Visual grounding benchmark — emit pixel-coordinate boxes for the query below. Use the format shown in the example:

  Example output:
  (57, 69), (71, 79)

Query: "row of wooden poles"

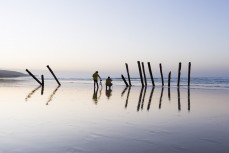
(121, 61), (191, 87)
(26, 65), (61, 94)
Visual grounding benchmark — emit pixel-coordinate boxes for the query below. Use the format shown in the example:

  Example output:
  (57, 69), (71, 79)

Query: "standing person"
(92, 71), (102, 89)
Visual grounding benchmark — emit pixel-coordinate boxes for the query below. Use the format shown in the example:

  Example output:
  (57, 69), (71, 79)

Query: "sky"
(0, 0), (228, 78)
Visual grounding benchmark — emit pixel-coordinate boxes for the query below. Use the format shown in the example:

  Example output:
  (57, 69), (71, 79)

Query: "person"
(105, 76), (113, 90)
(92, 71), (101, 89)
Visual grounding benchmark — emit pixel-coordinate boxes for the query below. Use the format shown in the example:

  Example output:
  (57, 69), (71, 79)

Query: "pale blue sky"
(0, 0), (228, 78)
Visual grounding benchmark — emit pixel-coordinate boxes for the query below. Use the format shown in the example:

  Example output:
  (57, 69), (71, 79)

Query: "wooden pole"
(141, 62), (147, 86)
(125, 63), (132, 86)
(168, 71), (171, 87)
(26, 69), (42, 85)
(177, 62), (182, 87)
(121, 75), (129, 87)
(188, 62), (191, 86)
(41, 75), (44, 95)
(137, 61), (144, 86)
(159, 63), (164, 86)
(147, 62), (155, 86)
(47, 65), (61, 86)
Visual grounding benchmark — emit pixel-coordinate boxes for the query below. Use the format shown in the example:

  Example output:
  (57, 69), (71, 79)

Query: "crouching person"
(105, 76), (113, 90)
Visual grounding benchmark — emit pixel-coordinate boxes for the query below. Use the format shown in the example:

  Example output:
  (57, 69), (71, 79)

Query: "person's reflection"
(147, 87), (155, 111)
(141, 87), (147, 110)
(137, 87), (144, 111)
(93, 88), (99, 104)
(25, 85), (41, 101)
(46, 85), (60, 105)
(106, 89), (112, 100)
(177, 87), (181, 111)
(188, 87), (190, 111)
(125, 87), (131, 108)
(92, 87), (102, 104)
(159, 87), (164, 109)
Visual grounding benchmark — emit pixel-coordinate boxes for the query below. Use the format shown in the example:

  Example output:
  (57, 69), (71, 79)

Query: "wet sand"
(0, 81), (229, 153)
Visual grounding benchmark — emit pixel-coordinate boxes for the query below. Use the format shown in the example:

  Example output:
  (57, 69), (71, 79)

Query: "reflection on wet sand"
(188, 87), (190, 111)
(147, 87), (155, 111)
(46, 86), (60, 105)
(141, 87), (147, 110)
(25, 86), (41, 101)
(125, 87), (131, 108)
(159, 87), (164, 109)
(137, 87), (144, 111)
(106, 89), (112, 99)
(121, 87), (128, 97)
(177, 87), (181, 111)
(168, 87), (171, 101)
(121, 86), (191, 112)
(92, 87), (102, 104)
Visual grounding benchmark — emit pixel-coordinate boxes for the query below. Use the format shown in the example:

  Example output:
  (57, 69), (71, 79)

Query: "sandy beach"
(0, 79), (228, 153)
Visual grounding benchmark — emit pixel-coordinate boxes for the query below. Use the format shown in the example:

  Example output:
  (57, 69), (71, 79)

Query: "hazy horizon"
(1, 0), (228, 78)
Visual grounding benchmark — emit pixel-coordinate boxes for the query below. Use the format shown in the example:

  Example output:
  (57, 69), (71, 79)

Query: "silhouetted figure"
(105, 89), (112, 99)
(92, 71), (102, 89)
(105, 76), (113, 90)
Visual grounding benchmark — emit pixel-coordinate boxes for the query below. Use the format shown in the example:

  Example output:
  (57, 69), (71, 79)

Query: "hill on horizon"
(0, 70), (28, 78)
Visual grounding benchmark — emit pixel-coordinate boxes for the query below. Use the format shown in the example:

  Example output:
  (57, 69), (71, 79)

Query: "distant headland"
(0, 70), (28, 78)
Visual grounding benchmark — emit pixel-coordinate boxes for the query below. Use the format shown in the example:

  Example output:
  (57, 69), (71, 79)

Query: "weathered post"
(188, 62), (191, 87)
(137, 61), (144, 86)
(141, 62), (147, 86)
(177, 62), (182, 87)
(121, 75), (129, 87)
(168, 71), (171, 87)
(47, 65), (61, 86)
(125, 63), (132, 86)
(159, 63), (164, 86)
(41, 75), (44, 95)
(147, 62), (155, 86)
(26, 69), (42, 85)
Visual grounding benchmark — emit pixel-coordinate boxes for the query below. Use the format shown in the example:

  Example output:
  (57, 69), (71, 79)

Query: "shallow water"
(0, 80), (229, 153)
